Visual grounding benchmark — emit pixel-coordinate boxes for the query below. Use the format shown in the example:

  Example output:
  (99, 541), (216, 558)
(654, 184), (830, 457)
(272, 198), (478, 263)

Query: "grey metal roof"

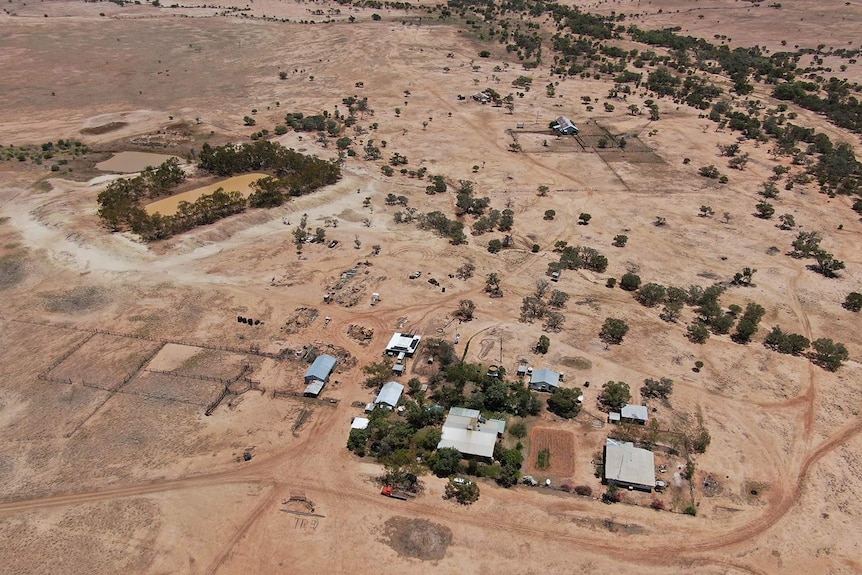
(304, 379), (325, 396)
(530, 368), (560, 387)
(375, 381), (404, 408)
(437, 427), (496, 458)
(351, 417), (369, 430)
(305, 354), (337, 382)
(604, 439), (655, 489)
(621, 404), (649, 422)
(450, 407), (481, 419)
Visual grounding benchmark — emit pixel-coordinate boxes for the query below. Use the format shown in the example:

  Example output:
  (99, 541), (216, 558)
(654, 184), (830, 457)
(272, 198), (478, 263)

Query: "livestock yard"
(1, 0), (861, 574)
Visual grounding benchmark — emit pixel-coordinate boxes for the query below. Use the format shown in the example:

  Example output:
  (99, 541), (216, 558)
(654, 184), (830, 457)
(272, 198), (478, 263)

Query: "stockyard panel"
(0, 319), (90, 381)
(526, 427), (576, 477)
(46, 333), (163, 390)
(56, 393), (219, 484)
(123, 371), (225, 406)
(146, 344), (258, 381)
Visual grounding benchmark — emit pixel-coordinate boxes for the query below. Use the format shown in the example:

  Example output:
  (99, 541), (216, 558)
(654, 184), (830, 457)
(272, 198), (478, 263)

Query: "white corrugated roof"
(303, 379), (325, 396)
(386, 333), (421, 353)
(604, 439), (655, 489)
(351, 417), (369, 430)
(375, 381), (404, 407)
(450, 407), (481, 419)
(437, 427), (496, 458)
(621, 404), (649, 421)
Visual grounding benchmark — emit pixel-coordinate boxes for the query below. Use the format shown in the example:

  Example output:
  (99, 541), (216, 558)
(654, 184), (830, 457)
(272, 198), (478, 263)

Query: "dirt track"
(1, 0), (861, 573)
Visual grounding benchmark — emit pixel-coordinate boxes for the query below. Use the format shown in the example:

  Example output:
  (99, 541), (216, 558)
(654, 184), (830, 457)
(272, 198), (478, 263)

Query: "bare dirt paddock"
(0, 0), (861, 573)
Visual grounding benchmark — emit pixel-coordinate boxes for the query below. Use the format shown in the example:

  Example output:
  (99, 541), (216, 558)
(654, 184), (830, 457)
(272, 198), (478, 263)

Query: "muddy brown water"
(95, 151), (181, 173)
(144, 173), (268, 216)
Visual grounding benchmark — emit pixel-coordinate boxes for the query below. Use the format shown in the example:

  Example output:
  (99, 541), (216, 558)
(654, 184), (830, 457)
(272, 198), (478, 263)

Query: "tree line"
(97, 142), (340, 241)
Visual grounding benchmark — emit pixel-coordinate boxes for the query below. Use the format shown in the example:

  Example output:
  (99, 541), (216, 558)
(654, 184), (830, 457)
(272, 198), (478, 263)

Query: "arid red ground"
(1, 1), (861, 573)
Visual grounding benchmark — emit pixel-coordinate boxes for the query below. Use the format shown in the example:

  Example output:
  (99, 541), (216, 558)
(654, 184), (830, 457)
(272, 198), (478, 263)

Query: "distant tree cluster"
(98, 143), (340, 241)
(547, 242), (608, 275)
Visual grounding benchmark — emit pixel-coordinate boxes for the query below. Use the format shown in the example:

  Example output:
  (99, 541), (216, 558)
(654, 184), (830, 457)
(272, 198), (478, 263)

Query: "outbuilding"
(603, 438), (656, 492)
(303, 354), (337, 397)
(374, 381), (404, 409)
(351, 417), (370, 430)
(385, 333), (422, 357)
(553, 116), (579, 135)
(436, 407), (506, 459)
(529, 368), (561, 392)
(621, 404), (649, 425)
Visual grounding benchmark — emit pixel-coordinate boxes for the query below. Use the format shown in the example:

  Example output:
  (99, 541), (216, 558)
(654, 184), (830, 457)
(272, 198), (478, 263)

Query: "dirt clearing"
(526, 427), (576, 477)
(382, 516), (453, 561)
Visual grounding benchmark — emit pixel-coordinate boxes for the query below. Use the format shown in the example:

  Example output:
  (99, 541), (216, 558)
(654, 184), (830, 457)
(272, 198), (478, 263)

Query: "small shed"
(304, 379), (326, 398)
(553, 116), (579, 135)
(621, 404), (649, 425)
(351, 417), (370, 430)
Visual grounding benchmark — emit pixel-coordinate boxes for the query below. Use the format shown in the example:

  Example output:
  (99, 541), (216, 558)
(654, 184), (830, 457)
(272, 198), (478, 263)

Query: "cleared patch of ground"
(382, 517), (453, 561)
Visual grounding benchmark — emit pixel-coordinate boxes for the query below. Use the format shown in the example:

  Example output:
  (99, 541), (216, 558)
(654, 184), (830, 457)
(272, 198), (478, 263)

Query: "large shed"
(603, 438), (656, 492)
(436, 407), (505, 459)
(385, 333), (422, 357)
(305, 354), (337, 385)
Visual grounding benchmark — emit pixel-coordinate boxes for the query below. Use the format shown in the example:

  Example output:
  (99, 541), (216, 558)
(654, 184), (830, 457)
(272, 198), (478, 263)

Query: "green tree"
(600, 317), (629, 346)
(755, 201), (775, 219)
(444, 477), (480, 504)
(843, 292), (862, 312)
(599, 380), (631, 411)
(620, 273), (642, 292)
(413, 427), (442, 452)
(363, 359), (393, 388)
(732, 319), (758, 344)
(811, 338), (849, 371)
(508, 420), (528, 439)
(778, 213), (796, 230)
(457, 299), (476, 321)
(547, 387), (583, 419)
(544, 209), (556, 220)
(636, 283), (667, 307)
(488, 239), (503, 253)
(811, 249), (845, 278)
(578, 213), (592, 225)
(687, 322), (710, 343)
(660, 300), (684, 323)
(431, 447), (463, 477)
(548, 289), (570, 309)
(346, 428), (369, 456)
(613, 234), (628, 247)
(494, 445), (524, 487)
(536, 334), (551, 354)
(790, 231), (822, 258)
(641, 377), (673, 400)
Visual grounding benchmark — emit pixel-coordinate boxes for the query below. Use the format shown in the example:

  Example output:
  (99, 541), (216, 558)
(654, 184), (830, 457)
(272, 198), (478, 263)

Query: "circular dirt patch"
(382, 517), (452, 561)
(560, 356), (592, 370)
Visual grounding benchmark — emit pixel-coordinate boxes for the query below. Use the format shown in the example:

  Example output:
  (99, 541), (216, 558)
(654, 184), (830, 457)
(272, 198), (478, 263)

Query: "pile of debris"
(281, 307), (319, 334)
(346, 324), (374, 344)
